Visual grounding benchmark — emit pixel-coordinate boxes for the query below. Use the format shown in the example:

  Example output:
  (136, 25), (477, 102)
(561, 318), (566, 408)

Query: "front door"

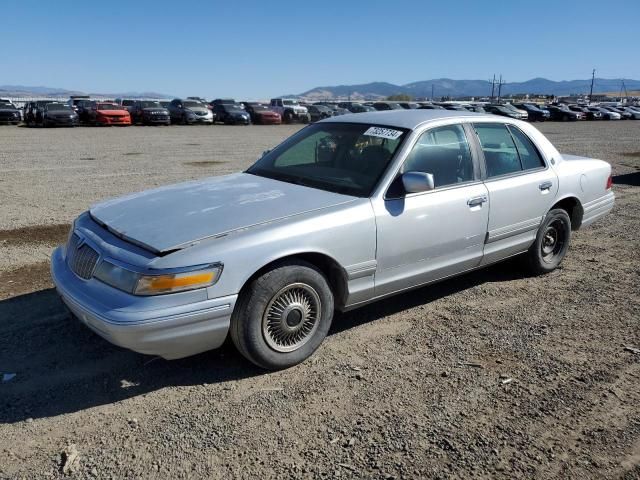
(373, 123), (490, 297)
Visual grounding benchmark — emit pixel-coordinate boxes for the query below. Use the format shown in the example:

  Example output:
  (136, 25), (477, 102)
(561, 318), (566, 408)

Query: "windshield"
(46, 104), (72, 111)
(140, 101), (162, 108)
(251, 105), (269, 111)
(183, 101), (203, 108)
(247, 123), (408, 197)
(283, 100), (299, 106)
(1, 103), (17, 109)
(97, 104), (122, 110)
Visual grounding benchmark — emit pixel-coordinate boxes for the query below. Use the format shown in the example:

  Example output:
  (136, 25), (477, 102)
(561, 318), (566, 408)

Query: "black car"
(344, 103), (376, 113)
(36, 102), (78, 127)
(372, 102), (403, 111)
(130, 100), (171, 125)
(398, 102), (419, 109)
(212, 103), (251, 125)
(0, 102), (21, 125)
(67, 95), (91, 113)
(513, 103), (549, 121)
(306, 105), (333, 122)
(484, 104), (524, 119)
(545, 105), (580, 121)
(418, 103), (445, 110)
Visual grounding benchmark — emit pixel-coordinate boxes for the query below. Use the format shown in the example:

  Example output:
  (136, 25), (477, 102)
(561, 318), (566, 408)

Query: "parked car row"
(2, 96), (640, 128)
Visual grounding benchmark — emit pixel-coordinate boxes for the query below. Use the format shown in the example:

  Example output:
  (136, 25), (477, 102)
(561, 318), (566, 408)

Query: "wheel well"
(551, 197), (583, 230)
(239, 253), (349, 309)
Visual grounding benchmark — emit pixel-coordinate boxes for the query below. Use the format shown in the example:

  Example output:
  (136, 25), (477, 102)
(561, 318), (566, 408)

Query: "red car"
(243, 102), (282, 125)
(88, 102), (132, 126)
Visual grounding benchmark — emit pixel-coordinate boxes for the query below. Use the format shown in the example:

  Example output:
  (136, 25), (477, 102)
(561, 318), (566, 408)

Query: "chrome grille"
(67, 233), (99, 280)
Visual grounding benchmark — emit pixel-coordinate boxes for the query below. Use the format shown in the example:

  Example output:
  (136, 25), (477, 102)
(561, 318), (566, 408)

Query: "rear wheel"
(526, 209), (571, 275)
(230, 260), (334, 370)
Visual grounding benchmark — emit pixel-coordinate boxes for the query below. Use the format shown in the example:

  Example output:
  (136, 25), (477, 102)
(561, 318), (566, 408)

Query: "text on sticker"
(363, 126), (403, 140)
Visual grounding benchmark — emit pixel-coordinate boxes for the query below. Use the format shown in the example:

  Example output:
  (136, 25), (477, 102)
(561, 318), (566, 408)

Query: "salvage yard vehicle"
(306, 104), (333, 122)
(129, 100), (171, 125)
(167, 99), (214, 124)
(242, 102), (281, 124)
(51, 110), (615, 370)
(269, 98), (310, 124)
(545, 105), (582, 121)
(83, 102), (132, 126)
(212, 103), (251, 125)
(0, 101), (22, 124)
(37, 102), (78, 127)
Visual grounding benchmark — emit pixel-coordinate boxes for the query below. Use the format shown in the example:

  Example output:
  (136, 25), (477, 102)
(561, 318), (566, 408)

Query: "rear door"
(471, 123), (558, 265)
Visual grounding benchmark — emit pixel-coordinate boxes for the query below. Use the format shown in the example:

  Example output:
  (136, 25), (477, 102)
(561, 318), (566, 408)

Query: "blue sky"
(2, 0), (639, 99)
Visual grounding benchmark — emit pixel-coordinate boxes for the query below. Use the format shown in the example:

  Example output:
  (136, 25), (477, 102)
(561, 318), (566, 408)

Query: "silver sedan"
(51, 110), (615, 369)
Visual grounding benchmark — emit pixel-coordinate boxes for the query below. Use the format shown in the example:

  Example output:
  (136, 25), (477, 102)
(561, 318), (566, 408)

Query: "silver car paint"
(51, 110), (615, 359)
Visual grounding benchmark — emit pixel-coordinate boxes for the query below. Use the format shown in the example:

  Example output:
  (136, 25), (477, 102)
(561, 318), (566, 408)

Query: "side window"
(402, 124), (474, 188)
(507, 126), (545, 170)
(474, 124), (521, 178)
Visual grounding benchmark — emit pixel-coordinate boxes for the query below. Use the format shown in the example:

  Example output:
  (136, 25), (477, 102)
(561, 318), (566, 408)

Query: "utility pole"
(490, 74), (496, 101)
(497, 75), (503, 102)
(431, 84), (434, 101)
(589, 69), (595, 104)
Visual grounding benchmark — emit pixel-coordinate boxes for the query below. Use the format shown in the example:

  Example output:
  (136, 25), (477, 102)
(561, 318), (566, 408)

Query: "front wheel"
(230, 260), (334, 370)
(526, 209), (571, 275)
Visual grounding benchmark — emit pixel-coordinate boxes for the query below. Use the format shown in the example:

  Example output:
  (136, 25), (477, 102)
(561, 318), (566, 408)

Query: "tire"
(283, 111), (293, 124)
(230, 260), (334, 370)
(526, 208), (571, 275)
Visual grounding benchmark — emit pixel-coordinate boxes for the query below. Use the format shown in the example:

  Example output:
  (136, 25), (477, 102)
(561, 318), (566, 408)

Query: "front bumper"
(97, 116), (131, 126)
(142, 115), (171, 124)
(45, 116), (78, 126)
(51, 246), (237, 359)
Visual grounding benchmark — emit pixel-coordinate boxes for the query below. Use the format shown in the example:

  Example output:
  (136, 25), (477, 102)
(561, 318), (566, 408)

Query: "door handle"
(467, 195), (487, 207)
(539, 181), (553, 191)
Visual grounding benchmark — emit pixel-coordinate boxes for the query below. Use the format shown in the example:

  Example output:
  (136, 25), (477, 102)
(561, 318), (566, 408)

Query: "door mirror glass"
(402, 171), (435, 193)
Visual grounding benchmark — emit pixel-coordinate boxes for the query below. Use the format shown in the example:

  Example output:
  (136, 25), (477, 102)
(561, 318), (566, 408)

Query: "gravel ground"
(0, 121), (639, 479)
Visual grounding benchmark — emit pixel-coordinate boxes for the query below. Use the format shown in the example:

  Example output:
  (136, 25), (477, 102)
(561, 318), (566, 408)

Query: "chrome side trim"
(486, 217), (542, 244)
(345, 260), (378, 280)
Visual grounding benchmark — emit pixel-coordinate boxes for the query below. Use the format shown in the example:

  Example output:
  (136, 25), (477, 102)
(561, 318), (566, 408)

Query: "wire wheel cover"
(262, 283), (321, 353)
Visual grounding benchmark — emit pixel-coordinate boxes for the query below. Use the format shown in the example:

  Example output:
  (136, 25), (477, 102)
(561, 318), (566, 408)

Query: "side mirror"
(261, 149), (271, 158)
(402, 171), (435, 193)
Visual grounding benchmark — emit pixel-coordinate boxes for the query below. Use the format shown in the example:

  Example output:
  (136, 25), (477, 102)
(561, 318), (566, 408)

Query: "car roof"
(320, 109), (489, 129)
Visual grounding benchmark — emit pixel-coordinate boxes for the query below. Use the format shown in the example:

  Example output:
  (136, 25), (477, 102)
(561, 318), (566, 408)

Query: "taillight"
(606, 175), (613, 190)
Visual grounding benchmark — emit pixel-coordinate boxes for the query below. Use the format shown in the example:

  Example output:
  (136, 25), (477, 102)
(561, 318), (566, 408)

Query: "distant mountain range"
(0, 85), (173, 99)
(294, 77), (640, 100)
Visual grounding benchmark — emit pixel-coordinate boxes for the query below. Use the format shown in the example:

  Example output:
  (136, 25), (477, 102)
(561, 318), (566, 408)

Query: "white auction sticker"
(363, 126), (403, 140)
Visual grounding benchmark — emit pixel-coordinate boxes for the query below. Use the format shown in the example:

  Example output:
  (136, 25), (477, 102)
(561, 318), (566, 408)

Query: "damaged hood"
(89, 172), (355, 253)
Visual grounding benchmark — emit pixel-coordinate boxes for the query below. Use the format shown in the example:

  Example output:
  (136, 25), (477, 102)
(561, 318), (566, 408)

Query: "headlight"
(94, 261), (222, 295)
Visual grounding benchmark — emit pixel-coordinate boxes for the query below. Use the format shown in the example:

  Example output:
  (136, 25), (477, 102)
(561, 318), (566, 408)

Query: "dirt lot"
(0, 121), (639, 479)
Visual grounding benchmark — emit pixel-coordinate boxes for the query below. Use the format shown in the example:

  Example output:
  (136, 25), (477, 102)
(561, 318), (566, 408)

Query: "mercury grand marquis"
(51, 110), (615, 369)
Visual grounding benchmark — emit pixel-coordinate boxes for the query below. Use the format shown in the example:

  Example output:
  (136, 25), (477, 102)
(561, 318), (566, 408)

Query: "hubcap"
(262, 283), (321, 353)
(541, 220), (565, 262)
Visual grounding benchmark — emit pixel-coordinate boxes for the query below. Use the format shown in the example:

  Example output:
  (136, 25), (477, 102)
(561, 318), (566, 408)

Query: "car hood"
(0, 108), (18, 113)
(89, 172), (356, 253)
(46, 109), (75, 115)
(186, 108), (209, 114)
